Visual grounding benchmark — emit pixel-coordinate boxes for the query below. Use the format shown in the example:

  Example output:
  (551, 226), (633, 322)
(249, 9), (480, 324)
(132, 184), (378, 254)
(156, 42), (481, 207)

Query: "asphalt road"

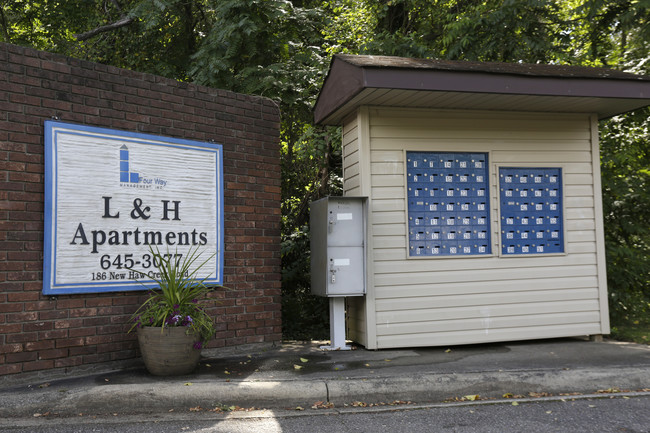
(2, 394), (648, 433)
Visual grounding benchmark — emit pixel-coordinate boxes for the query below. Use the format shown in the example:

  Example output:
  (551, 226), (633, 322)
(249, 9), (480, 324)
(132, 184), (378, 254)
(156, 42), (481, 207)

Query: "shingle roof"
(336, 54), (650, 80)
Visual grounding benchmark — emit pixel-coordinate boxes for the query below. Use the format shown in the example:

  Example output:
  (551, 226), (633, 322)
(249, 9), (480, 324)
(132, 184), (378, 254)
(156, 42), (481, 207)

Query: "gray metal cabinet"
(310, 196), (367, 297)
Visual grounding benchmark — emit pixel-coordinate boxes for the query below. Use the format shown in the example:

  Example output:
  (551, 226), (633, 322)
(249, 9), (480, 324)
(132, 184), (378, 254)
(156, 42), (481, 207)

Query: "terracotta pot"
(136, 326), (201, 376)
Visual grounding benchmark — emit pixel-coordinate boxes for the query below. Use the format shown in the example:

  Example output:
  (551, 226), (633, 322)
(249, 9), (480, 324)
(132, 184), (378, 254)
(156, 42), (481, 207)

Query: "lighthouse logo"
(119, 144), (167, 189)
(119, 144), (140, 183)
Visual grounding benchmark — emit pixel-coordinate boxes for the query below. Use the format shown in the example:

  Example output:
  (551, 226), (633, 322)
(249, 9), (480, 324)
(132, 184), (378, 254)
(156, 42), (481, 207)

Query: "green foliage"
(282, 126), (342, 229)
(281, 227), (330, 339)
(321, 0), (376, 54)
(439, 0), (566, 62)
(600, 108), (650, 322)
(609, 309), (650, 345)
(74, 0), (214, 79)
(323, 0), (569, 62)
(0, 0), (94, 50)
(1, 0), (211, 79)
(129, 247), (218, 344)
(189, 0), (326, 107)
(281, 125), (342, 340)
(575, 0), (650, 68)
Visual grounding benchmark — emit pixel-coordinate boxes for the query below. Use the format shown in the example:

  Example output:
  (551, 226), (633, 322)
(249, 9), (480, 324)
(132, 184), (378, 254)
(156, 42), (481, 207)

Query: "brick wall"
(0, 43), (282, 377)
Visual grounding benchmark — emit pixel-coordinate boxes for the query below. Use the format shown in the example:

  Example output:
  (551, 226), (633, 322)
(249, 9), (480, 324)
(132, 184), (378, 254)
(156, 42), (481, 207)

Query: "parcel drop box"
(311, 196), (367, 297)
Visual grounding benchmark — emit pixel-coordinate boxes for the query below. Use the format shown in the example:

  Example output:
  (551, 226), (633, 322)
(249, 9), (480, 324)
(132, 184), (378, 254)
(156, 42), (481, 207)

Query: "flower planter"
(136, 326), (201, 376)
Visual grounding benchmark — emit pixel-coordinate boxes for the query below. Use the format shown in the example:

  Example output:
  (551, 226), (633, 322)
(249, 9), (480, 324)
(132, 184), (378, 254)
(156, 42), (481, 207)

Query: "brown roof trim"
(314, 55), (650, 125)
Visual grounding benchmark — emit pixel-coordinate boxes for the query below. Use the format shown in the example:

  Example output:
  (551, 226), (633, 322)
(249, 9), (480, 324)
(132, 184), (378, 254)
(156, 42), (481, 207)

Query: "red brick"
(56, 299), (84, 309)
(228, 321), (247, 330)
(246, 335), (265, 344)
(7, 311), (38, 322)
(6, 351), (37, 363)
(69, 308), (98, 318)
(97, 324), (123, 334)
(97, 342), (125, 354)
(24, 340), (55, 351)
(0, 201), (25, 212)
(112, 295), (143, 306)
(0, 364), (22, 375)
(6, 332), (37, 343)
(39, 310), (69, 320)
(0, 343), (23, 354)
(38, 348), (68, 359)
(84, 335), (113, 345)
(83, 353), (111, 364)
(68, 327), (96, 338)
(22, 359), (54, 372)
(85, 298), (113, 307)
(6, 292), (39, 302)
(55, 337), (85, 348)
(38, 329), (68, 340)
(54, 318), (83, 329)
(24, 301), (55, 311)
(69, 346), (96, 356)
(97, 306), (124, 315)
(0, 303), (23, 313)
(0, 323), (22, 333)
(82, 316), (110, 326)
(23, 321), (53, 332)
(55, 356), (83, 368)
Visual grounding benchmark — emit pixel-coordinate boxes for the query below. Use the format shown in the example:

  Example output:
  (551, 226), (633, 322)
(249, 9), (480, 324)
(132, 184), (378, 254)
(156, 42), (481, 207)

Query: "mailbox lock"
(329, 259), (337, 284)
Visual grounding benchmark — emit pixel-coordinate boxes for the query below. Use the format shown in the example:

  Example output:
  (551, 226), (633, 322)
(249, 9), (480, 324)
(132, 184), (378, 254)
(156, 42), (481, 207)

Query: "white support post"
(320, 297), (351, 351)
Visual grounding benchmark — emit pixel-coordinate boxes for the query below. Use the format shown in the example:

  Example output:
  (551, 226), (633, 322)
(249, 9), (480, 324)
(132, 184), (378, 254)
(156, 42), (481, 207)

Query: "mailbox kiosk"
(311, 196), (367, 350)
(312, 54), (650, 350)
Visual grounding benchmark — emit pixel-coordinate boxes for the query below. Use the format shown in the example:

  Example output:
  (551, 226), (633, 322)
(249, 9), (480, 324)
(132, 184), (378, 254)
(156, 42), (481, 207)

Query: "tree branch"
(0, 7), (11, 42)
(74, 15), (134, 41)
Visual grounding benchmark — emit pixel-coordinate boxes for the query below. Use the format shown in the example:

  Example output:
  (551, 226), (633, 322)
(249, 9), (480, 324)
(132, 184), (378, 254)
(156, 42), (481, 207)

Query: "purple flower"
(181, 315), (193, 327)
(193, 341), (202, 350)
(173, 304), (180, 309)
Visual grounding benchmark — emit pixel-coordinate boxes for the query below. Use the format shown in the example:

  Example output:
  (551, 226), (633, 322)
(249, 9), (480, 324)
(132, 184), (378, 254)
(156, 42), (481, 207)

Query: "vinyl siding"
(342, 115), (361, 196)
(344, 107), (608, 349)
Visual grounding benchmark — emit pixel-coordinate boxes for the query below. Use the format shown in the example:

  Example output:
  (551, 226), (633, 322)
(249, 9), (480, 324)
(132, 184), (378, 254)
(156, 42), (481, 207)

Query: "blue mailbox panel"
(499, 167), (564, 255)
(407, 152), (490, 257)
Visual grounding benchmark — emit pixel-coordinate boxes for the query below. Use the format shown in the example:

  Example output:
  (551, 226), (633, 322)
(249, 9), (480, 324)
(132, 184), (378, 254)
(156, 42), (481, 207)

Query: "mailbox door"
(326, 246), (365, 296)
(327, 199), (364, 247)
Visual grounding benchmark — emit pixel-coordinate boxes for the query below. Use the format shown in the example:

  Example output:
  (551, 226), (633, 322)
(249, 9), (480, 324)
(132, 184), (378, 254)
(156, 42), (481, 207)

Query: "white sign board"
(43, 121), (224, 294)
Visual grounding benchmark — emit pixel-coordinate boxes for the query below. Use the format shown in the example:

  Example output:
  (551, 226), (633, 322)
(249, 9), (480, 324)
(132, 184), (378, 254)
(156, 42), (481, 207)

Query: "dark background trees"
(2, 0), (648, 339)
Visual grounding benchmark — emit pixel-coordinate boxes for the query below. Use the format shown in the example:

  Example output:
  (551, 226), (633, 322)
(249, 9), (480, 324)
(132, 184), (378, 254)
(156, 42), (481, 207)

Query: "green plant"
(129, 246), (217, 347)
